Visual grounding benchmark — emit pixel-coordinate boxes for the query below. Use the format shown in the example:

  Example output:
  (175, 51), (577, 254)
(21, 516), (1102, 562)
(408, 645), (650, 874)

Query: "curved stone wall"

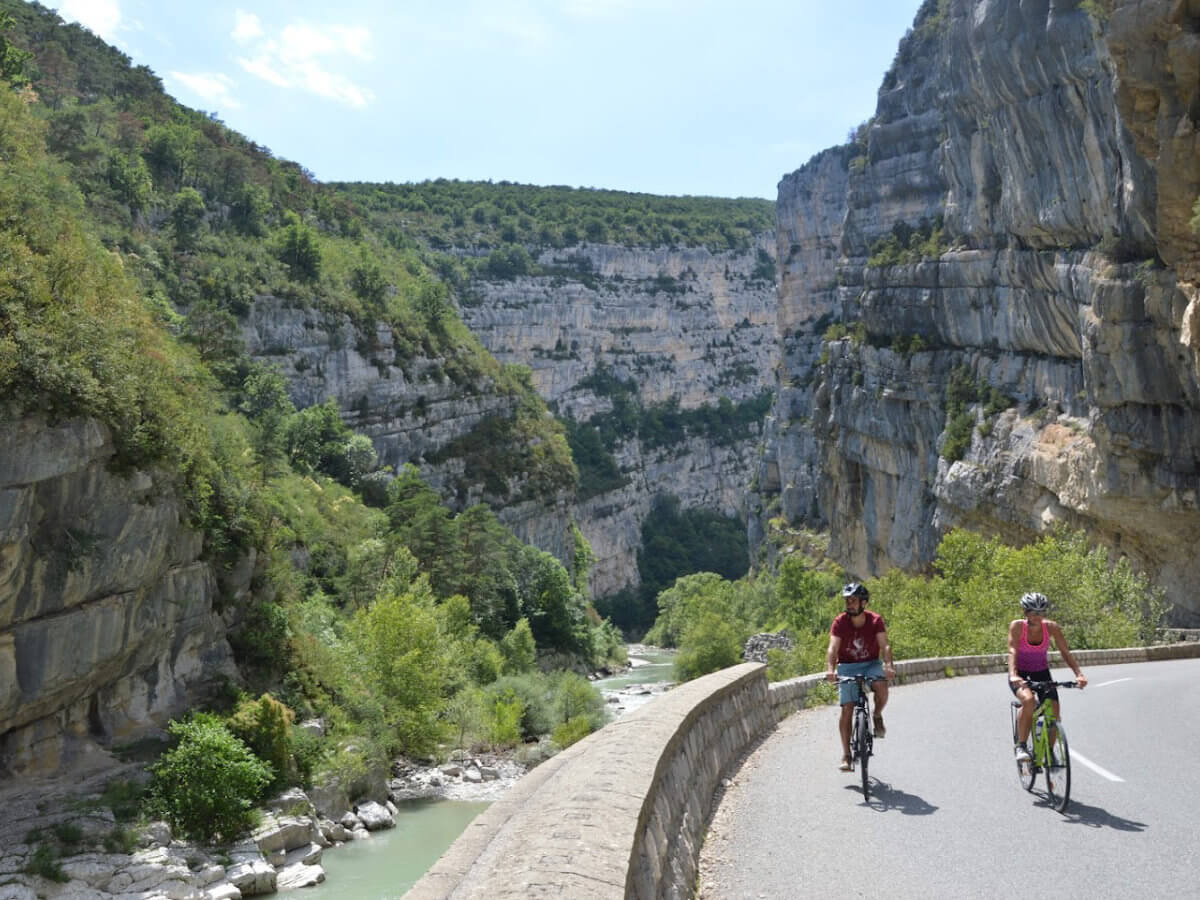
(404, 642), (1200, 899)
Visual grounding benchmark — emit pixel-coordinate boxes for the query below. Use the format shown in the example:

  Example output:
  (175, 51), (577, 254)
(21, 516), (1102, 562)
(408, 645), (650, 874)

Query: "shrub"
(24, 845), (67, 882)
(674, 611), (743, 681)
(101, 779), (146, 822)
(226, 693), (295, 790)
(148, 716), (273, 843)
(551, 716), (594, 749)
(485, 688), (524, 748)
(485, 674), (555, 739)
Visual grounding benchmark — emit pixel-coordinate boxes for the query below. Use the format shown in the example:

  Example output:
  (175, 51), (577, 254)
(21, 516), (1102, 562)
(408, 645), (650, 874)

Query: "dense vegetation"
(0, 1), (625, 841)
(648, 528), (1166, 684)
(596, 494), (749, 637)
(335, 179), (775, 254)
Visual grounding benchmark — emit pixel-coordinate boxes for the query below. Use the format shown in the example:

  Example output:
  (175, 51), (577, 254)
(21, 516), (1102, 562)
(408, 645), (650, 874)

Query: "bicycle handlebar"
(1022, 680), (1079, 688)
(835, 675), (885, 684)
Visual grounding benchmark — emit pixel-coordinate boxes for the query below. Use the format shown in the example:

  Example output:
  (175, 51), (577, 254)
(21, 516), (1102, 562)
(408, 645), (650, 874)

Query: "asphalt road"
(697, 659), (1200, 899)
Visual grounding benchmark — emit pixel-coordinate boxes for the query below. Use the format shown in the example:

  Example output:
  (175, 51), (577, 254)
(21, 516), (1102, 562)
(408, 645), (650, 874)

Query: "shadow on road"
(1057, 799), (1147, 831)
(843, 781), (939, 815)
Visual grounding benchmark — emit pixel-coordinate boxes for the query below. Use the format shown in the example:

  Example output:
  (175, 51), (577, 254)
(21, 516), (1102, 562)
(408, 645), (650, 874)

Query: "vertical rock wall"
(459, 240), (778, 597)
(760, 0), (1200, 622)
(0, 419), (235, 777)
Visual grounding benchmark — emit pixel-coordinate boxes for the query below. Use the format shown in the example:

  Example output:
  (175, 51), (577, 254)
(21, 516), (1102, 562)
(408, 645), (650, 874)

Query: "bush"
(551, 716), (594, 749)
(226, 693), (296, 790)
(484, 688), (524, 748)
(148, 716), (273, 843)
(674, 611), (743, 681)
(485, 674), (555, 739)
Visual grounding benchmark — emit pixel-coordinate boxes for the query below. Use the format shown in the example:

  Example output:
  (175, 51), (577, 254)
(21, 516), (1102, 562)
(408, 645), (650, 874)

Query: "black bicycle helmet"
(1020, 591), (1050, 614)
(842, 582), (869, 602)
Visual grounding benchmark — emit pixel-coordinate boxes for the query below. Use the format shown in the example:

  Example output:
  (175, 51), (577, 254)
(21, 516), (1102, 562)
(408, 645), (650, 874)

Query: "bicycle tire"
(1044, 723), (1071, 813)
(855, 708), (871, 799)
(1014, 704), (1035, 791)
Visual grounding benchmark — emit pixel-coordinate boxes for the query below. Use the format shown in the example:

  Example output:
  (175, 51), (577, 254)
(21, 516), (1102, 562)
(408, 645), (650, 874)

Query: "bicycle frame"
(1011, 679), (1076, 812)
(838, 674), (881, 798)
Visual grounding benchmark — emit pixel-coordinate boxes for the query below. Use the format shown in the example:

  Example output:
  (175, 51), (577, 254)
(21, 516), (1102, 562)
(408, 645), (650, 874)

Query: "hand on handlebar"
(825, 670), (838, 683)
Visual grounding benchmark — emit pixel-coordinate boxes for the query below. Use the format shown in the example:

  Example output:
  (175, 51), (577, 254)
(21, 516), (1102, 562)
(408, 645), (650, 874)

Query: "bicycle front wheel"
(855, 708), (871, 799)
(1014, 704), (1035, 791)
(1044, 723), (1071, 813)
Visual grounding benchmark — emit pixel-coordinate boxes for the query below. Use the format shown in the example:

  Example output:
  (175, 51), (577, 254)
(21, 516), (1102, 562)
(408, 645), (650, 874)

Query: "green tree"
(0, 12), (31, 86)
(349, 580), (450, 754)
(240, 365), (296, 481)
(148, 716), (273, 843)
(226, 693), (296, 791)
(106, 152), (152, 213)
(674, 611), (742, 680)
(350, 255), (389, 307)
(413, 278), (451, 331)
(499, 617), (536, 674)
(170, 187), (207, 250)
(143, 122), (197, 187)
(277, 212), (322, 281)
(230, 183), (269, 236)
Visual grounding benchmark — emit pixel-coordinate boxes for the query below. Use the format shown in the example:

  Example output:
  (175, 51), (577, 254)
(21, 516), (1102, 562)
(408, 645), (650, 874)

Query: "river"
(303, 645), (676, 898)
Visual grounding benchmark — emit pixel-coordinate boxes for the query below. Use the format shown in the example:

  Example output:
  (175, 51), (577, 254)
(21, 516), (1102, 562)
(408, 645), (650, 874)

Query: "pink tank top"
(1015, 620), (1049, 671)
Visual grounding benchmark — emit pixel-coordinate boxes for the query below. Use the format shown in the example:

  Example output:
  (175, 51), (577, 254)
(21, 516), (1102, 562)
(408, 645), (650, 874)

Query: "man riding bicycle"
(1008, 591), (1087, 763)
(826, 582), (895, 772)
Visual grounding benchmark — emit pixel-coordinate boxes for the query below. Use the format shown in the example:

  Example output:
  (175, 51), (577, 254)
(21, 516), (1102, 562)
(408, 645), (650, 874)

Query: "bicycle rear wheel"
(1044, 723), (1071, 813)
(855, 708), (871, 799)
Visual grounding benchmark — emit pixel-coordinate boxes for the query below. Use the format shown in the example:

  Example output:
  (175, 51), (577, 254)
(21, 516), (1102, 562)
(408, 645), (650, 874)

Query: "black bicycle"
(837, 675), (881, 799)
(1010, 680), (1078, 813)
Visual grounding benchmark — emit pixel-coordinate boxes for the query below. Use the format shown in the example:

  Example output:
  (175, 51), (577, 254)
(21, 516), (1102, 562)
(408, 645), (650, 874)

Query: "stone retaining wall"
(403, 644), (1200, 899)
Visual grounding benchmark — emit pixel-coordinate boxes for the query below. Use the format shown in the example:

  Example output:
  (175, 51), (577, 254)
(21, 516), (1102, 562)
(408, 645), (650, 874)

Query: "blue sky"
(54, 0), (926, 199)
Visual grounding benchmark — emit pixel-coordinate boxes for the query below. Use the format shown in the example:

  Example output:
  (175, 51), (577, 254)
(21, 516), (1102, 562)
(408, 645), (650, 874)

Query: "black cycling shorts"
(1009, 668), (1057, 701)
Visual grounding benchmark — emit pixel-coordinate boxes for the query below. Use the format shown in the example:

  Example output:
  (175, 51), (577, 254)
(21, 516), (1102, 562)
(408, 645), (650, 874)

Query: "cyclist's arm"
(1049, 620), (1087, 687)
(1006, 620), (1024, 685)
(825, 633), (842, 682)
(877, 630), (895, 678)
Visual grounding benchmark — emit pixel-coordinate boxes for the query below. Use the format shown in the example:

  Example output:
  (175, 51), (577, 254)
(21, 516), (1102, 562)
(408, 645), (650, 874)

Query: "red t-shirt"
(831, 610), (887, 663)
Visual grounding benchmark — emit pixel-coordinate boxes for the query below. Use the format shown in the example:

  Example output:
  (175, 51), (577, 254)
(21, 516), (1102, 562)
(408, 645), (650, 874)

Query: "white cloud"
(232, 10), (264, 44)
(235, 17), (375, 109)
(169, 71), (241, 110)
(58, 0), (121, 41)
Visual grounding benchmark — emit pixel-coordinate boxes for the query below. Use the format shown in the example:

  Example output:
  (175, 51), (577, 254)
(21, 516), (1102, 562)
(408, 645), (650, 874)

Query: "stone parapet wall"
(405, 645), (1200, 899)
(405, 663), (768, 900)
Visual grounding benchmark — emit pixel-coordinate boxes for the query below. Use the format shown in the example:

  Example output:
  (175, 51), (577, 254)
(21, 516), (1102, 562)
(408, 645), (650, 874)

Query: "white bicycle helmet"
(1020, 591), (1050, 614)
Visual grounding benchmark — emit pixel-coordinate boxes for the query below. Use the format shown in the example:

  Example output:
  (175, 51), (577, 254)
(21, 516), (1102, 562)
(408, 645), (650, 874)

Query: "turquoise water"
(302, 799), (489, 899)
(593, 646), (676, 693)
(300, 647), (675, 898)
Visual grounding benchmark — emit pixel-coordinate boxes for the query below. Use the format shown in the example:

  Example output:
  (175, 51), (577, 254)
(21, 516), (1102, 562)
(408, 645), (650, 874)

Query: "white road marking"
(1092, 678), (1132, 688)
(1071, 749), (1124, 782)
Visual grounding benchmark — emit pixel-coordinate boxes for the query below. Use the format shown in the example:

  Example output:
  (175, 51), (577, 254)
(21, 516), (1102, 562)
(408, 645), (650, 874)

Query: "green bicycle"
(1011, 680), (1077, 812)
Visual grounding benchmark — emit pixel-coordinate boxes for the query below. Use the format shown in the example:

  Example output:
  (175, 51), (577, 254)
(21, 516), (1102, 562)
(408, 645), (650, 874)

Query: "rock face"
(758, 0), (1200, 623)
(241, 233), (779, 597)
(0, 419), (236, 776)
(458, 239), (778, 595)
(240, 297), (576, 565)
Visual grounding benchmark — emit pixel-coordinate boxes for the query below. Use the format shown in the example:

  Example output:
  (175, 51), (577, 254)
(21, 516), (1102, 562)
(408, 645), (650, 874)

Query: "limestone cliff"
(0, 419), (236, 776)
(458, 240), (778, 596)
(759, 0), (1200, 623)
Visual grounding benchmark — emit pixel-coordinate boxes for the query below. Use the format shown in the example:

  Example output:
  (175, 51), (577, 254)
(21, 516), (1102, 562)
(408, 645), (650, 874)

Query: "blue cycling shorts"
(837, 659), (885, 705)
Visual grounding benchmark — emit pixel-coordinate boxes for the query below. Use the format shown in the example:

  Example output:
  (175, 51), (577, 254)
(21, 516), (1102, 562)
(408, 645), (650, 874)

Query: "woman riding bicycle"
(1008, 591), (1087, 763)
(826, 582), (895, 772)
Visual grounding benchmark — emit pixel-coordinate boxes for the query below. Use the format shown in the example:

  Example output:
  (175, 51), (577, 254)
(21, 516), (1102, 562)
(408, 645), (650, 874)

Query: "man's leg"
(839, 704), (853, 768)
(871, 679), (888, 736)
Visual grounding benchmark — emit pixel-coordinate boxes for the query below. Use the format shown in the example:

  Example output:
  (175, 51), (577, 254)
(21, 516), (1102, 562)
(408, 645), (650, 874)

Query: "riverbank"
(0, 647), (678, 899)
